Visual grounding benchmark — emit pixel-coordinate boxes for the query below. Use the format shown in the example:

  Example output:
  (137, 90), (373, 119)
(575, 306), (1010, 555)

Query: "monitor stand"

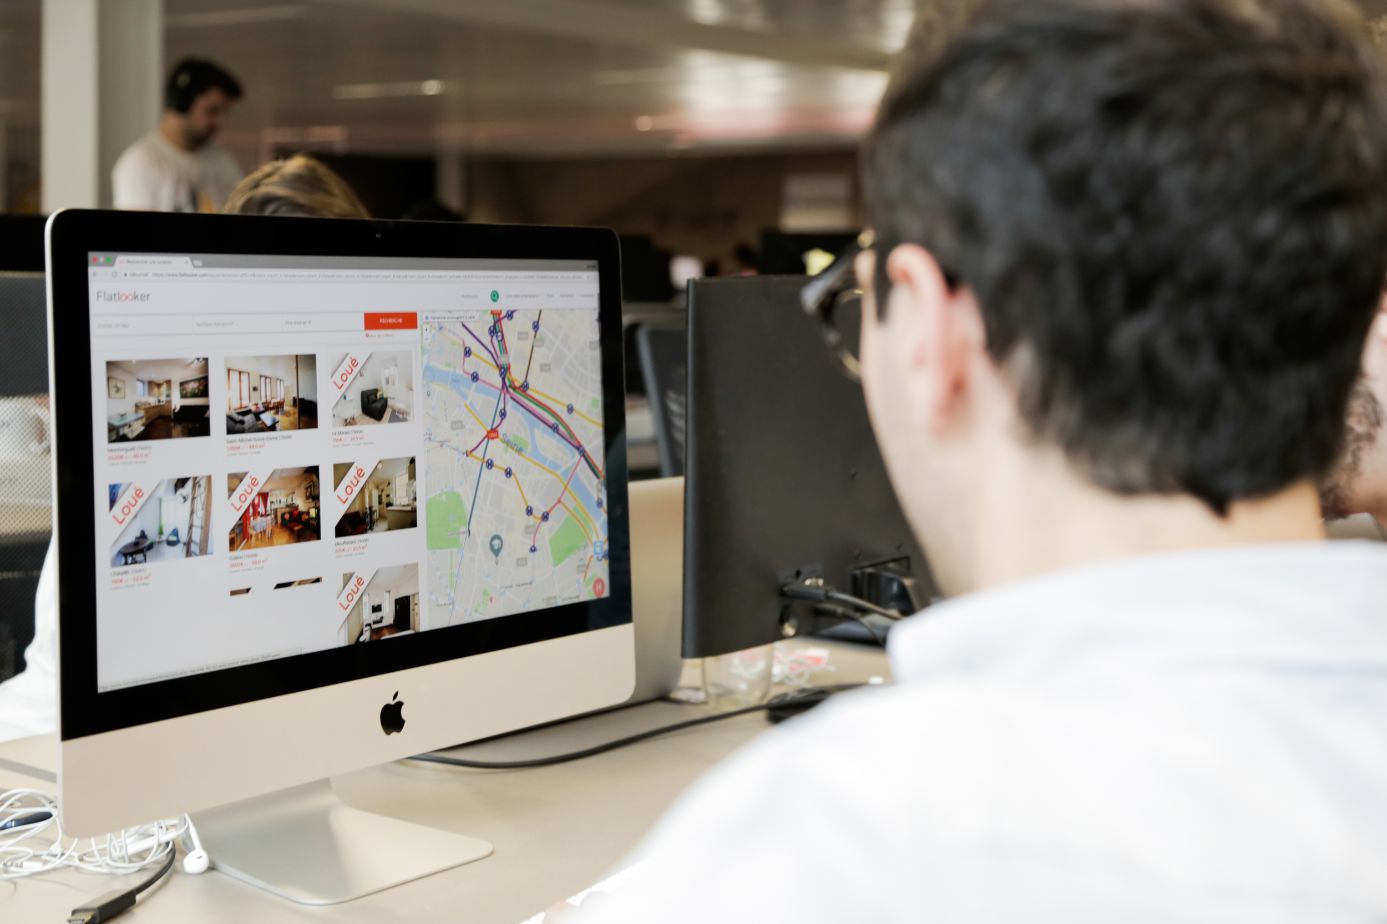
(193, 779), (492, 905)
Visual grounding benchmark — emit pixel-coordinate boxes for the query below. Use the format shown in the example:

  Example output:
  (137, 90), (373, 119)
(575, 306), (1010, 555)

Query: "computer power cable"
(409, 684), (867, 770)
(779, 579), (904, 621)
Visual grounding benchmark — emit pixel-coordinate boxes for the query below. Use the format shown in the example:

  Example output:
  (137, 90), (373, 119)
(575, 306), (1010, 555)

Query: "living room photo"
(225, 354), (318, 435)
(333, 457), (417, 538)
(109, 476), (213, 567)
(227, 466), (321, 551)
(105, 358), (211, 443)
(330, 351), (414, 427)
(337, 564), (420, 645)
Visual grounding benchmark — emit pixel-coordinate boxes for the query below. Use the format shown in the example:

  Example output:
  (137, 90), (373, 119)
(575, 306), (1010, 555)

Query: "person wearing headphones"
(111, 58), (244, 212)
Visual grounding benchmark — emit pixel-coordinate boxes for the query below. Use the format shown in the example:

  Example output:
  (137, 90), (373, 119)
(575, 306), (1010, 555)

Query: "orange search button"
(364, 312), (418, 331)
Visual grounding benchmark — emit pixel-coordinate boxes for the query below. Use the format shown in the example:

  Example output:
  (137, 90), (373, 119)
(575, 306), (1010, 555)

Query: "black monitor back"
(683, 276), (931, 658)
(0, 214), (50, 681)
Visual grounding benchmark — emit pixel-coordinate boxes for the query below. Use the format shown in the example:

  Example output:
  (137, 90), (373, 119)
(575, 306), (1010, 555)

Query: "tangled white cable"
(0, 788), (195, 880)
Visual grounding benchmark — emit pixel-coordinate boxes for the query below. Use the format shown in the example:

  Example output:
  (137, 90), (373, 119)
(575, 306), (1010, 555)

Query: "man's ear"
(1364, 292), (1387, 379)
(884, 243), (985, 431)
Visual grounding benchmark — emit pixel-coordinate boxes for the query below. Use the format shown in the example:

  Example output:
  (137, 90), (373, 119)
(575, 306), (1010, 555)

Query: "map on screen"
(422, 304), (609, 625)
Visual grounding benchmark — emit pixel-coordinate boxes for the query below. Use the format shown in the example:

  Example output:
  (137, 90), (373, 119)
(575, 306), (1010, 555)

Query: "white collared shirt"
(581, 542), (1387, 923)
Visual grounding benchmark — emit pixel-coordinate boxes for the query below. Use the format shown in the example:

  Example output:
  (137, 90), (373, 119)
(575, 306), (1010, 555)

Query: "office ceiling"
(6, 0), (1387, 164)
(158, 0), (916, 159)
(159, 0), (1387, 159)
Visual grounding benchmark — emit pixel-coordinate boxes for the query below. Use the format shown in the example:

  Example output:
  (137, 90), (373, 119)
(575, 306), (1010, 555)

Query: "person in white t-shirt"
(574, 1), (1387, 921)
(111, 57), (244, 212)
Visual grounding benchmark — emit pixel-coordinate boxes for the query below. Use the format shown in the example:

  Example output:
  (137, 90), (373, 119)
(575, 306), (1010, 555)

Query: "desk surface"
(0, 641), (888, 923)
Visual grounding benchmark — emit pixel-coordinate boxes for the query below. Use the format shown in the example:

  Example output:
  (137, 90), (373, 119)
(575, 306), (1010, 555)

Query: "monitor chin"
(59, 623), (636, 841)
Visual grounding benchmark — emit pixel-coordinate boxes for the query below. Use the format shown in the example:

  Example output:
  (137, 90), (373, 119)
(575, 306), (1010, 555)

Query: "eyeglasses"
(800, 230), (873, 381)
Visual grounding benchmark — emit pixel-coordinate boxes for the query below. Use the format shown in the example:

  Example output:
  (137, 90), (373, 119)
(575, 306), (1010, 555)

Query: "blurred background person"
(112, 57), (244, 212)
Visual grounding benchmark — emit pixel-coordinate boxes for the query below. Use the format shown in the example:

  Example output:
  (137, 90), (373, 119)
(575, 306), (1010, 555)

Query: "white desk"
(0, 641), (888, 923)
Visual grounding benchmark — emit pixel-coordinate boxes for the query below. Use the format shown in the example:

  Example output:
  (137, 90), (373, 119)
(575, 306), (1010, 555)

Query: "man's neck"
(158, 114), (192, 153)
(963, 442), (1326, 592)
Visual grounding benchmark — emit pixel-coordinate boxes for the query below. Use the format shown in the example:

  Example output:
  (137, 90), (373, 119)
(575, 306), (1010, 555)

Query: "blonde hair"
(223, 154), (369, 219)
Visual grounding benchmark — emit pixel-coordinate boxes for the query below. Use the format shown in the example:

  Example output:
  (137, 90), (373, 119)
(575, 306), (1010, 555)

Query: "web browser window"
(88, 253), (610, 692)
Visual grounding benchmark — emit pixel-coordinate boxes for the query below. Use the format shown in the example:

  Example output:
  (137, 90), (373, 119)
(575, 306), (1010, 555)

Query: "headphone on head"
(164, 59), (241, 114)
(165, 61), (201, 114)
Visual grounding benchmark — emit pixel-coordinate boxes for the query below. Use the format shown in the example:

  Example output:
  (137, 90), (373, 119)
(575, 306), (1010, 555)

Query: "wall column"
(42, 0), (163, 211)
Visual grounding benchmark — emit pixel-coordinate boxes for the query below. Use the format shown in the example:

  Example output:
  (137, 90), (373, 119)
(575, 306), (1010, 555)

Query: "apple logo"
(380, 691), (405, 735)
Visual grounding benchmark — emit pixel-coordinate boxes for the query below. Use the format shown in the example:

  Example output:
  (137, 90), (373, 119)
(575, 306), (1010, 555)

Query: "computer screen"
(87, 251), (613, 690)
(49, 211), (634, 902)
(682, 275), (935, 658)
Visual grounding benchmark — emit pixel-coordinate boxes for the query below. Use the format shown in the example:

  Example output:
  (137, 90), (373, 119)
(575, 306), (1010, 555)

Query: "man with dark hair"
(579, 0), (1387, 920)
(112, 57), (244, 212)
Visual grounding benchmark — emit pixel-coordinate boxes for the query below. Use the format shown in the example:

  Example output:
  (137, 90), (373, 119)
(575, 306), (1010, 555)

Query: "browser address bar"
(92, 312), (364, 336)
(107, 268), (597, 283)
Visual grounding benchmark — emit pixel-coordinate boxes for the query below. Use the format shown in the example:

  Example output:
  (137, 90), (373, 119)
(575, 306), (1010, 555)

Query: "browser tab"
(112, 255), (194, 269)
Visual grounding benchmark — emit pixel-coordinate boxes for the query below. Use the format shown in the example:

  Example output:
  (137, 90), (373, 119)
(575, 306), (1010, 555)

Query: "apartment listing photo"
(228, 466), (321, 551)
(226, 354), (318, 434)
(110, 476), (214, 567)
(331, 351), (414, 427)
(105, 358), (211, 442)
(338, 564), (420, 645)
(333, 457), (417, 537)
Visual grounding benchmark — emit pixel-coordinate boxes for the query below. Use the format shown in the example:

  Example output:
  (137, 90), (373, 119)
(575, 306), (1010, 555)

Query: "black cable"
(67, 845), (175, 924)
(411, 703), (770, 770)
(813, 603), (888, 649)
(779, 581), (902, 621)
(825, 591), (901, 621)
(408, 685), (864, 771)
(131, 846), (175, 897)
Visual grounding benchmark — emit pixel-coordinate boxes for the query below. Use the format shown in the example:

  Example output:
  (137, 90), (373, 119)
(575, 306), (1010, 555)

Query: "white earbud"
(181, 817), (208, 875)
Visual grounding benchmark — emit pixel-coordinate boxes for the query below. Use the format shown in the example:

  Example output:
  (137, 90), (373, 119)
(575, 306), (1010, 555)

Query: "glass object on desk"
(703, 644), (773, 710)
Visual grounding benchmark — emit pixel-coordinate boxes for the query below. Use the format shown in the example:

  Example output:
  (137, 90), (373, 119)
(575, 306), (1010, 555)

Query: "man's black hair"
(165, 58), (243, 113)
(863, 0), (1387, 514)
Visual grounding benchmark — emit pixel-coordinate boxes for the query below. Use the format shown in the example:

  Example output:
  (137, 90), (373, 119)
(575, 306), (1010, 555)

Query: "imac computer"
(46, 210), (634, 903)
(682, 275), (935, 658)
